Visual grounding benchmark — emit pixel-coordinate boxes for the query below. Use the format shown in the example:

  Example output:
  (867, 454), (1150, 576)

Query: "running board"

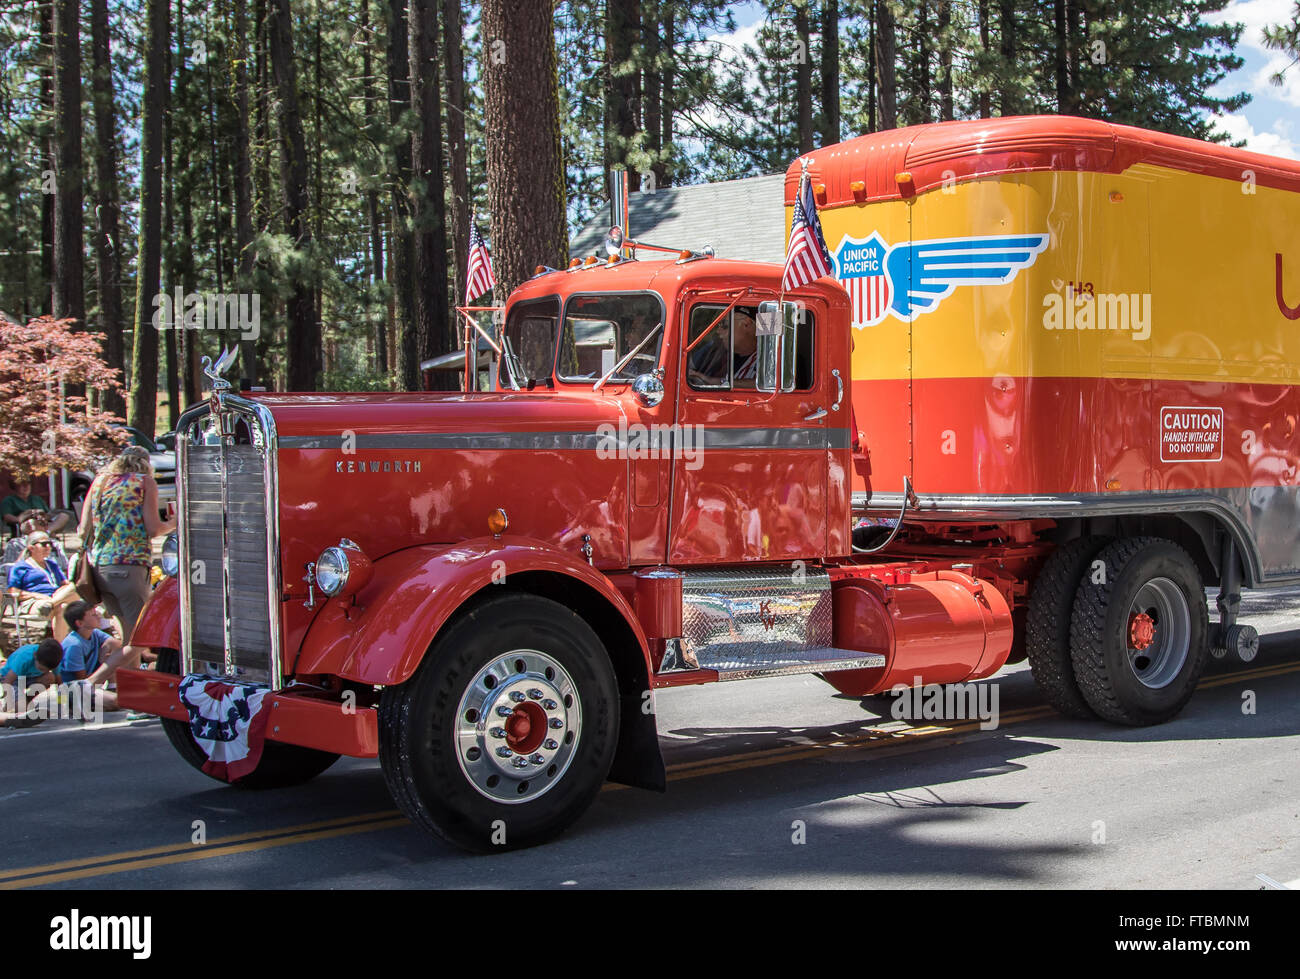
(702, 646), (885, 682)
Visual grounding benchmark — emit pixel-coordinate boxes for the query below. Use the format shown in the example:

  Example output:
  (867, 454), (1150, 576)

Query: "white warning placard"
(1160, 406), (1223, 462)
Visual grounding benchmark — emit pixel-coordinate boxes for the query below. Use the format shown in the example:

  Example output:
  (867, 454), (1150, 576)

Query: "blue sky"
(720, 0), (1299, 159)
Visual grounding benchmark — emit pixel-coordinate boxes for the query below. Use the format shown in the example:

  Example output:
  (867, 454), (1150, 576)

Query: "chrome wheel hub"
(1126, 577), (1192, 689)
(455, 650), (581, 804)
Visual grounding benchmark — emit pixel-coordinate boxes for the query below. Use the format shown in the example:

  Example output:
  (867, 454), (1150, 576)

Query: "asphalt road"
(1, 588), (1297, 890)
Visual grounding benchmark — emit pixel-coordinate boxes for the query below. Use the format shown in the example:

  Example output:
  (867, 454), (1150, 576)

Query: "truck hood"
(240, 391), (635, 601)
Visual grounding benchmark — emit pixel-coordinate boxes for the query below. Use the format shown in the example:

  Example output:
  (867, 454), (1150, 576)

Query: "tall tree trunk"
(52, 0), (85, 330)
(918, 2), (932, 123)
(607, 0), (640, 191)
(794, 2), (813, 154)
(661, 7), (673, 187)
(442, 0), (469, 306)
(406, 0), (450, 391)
(999, 0), (1016, 114)
(362, 0), (388, 375)
(875, 0), (897, 130)
(644, 0), (662, 186)
(269, 0), (319, 390)
(176, 0), (201, 407)
(820, 0), (840, 146)
(90, 0), (125, 418)
(868, 1), (876, 131)
(978, 0), (992, 118)
(482, 0), (567, 297)
(130, 0), (170, 436)
(1067, 0), (1082, 113)
(387, 0), (414, 386)
(234, 0), (257, 387)
(938, 0), (953, 121)
(39, 2), (54, 311)
(1053, 0), (1069, 111)
(162, 5), (178, 429)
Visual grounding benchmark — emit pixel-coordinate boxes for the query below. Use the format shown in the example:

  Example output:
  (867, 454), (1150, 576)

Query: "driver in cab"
(688, 308), (758, 389)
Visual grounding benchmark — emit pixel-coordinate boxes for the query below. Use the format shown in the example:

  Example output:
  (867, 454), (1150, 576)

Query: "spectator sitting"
(61, 600), (134, 712)
(2, 477), (75, 538)
(5, 530), (80, 641)
(0, 638), (64, 727)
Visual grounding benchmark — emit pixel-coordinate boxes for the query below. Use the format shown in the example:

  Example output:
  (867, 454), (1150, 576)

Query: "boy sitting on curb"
(0, 638), (64, 728)
(60, 601), (135, 713)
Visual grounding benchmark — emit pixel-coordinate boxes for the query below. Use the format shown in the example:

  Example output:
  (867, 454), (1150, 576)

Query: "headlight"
(161, 533), (179, 577)
(315, 546), (351, 597)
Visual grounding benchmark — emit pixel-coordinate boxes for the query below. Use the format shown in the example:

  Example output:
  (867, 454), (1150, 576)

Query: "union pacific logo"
(833, 231), (1050, 328)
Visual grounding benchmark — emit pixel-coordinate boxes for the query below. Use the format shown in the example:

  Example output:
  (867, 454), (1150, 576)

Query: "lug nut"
(509, 691), (525, 703)
(495, 746), (513, 758)
(549, 718), (563, 729)
(542, 699), (558, 710)
(490, 727), (506, 739)
(496, 705), (513, 717)
(544, 739), (558, 750)
(527, 688), (544, 699)
(512, 756), (529, 769)
(531, 754), (546, 765)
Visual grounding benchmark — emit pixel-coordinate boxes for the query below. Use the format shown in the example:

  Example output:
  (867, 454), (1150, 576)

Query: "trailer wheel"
(378, 593), (619, 853)
(1068, 537), (1208, 726)
(155, 648), (340, 788)
(1024, 537), (1110, 719)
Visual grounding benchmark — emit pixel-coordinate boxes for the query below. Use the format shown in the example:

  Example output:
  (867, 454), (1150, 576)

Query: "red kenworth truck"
(119, 116), (1300, 851)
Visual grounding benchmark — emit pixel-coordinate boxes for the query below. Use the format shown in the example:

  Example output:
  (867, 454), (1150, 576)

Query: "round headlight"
(315, 546), (350, 597)
(161, 533), (180, 577)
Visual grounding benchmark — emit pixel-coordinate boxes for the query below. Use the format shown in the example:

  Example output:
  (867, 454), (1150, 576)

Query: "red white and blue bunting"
(178, 675), (272, 782)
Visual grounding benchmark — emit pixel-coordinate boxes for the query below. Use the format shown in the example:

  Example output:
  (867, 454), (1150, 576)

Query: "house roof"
(569, 173), (787, 265)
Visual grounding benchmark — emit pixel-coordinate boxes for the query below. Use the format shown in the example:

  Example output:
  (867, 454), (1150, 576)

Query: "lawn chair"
(1, 561), (51, 646)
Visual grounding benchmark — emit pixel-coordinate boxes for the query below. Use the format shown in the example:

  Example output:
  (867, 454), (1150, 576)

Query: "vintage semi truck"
(119, 116), (1300, 852)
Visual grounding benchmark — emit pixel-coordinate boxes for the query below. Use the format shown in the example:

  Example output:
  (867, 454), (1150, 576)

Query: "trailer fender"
(129, 574), (181, 650)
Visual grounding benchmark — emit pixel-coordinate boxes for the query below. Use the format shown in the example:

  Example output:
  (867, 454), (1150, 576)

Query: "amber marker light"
(535, 265), (546, 275)
(1105, 479), (1122, 491)
(895, 171), (917, 200)
(850, 179), (866, 201)
(568, 258), (583, 269)
(584, 255), (599, 267)
(488, 508), (509, 537)
(1109, 191), (1124, 202)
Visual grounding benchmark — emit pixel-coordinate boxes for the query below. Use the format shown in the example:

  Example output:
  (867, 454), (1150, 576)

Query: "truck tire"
(1025, 537), (1110, 719)
(378, 592), (620, 853)
(154, 648), (340, 789)
(1068, 537), (1209, 726)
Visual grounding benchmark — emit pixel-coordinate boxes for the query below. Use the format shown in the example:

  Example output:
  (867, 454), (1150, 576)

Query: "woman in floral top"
(77, 445), (176, 646)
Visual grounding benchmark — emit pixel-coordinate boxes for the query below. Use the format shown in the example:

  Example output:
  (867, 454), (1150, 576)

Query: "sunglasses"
(29, 540), (52, 547)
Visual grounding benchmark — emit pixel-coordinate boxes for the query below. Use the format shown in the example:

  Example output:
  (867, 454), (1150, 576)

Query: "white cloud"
(1209, 112), (1300, 158)
(1251, 52), (1300, 105)
(1208, 0), (1297, 48)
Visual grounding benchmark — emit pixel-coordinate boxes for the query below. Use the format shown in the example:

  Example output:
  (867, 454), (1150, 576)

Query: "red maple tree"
(0, 314), (128, 481)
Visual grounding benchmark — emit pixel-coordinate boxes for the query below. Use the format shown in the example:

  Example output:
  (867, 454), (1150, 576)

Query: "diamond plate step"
(701, 646), (885, 682)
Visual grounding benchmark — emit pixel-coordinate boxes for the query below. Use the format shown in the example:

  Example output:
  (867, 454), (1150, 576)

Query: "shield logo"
(833, 232), (892, 329)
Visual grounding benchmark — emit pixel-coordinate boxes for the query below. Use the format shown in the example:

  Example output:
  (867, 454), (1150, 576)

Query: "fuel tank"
(825, 567), (1014, 696)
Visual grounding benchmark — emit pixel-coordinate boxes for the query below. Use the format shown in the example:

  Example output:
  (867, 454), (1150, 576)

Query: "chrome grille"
(178, 397), (281, 687)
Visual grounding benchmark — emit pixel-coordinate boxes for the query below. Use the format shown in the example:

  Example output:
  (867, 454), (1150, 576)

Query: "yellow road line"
(0, 811), (400, 885)
(4, 660), (1296, 887)
(1, 818), (409, 890)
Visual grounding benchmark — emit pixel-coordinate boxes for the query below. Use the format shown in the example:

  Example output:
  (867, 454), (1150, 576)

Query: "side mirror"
(755, 300), (800, 393)
(632, 369), (665, 407)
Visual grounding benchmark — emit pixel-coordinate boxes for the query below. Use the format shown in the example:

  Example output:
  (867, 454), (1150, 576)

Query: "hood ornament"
(202, 346), (239, 395)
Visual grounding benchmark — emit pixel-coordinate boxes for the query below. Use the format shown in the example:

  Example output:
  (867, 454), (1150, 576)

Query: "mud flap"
(607, 691), (666, 792)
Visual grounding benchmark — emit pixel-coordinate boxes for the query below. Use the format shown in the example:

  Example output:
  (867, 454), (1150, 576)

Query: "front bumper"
(118, 668), (379, 758)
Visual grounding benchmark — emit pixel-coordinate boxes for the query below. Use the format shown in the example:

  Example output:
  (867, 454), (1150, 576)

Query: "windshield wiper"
(500, 334), (524, 391)
(593, 322), (663, 392)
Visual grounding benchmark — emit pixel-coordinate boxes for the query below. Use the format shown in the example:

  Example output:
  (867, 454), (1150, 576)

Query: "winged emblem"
(833, 232), (1050, 328)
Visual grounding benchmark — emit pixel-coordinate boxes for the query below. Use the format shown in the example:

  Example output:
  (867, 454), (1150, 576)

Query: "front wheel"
(379, 593), (620, 852)
(1068, 538), (1208, 726)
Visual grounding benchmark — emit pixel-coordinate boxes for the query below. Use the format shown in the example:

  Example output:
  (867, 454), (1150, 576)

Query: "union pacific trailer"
(118, 115), (1300, 851)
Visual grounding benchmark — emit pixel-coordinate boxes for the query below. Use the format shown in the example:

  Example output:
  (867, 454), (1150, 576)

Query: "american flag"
(465, 221), (497, 304)
(782, 172), (834, 292)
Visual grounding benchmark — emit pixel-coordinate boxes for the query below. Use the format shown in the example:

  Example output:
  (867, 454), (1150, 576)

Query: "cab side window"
(686, 304), (815, 392)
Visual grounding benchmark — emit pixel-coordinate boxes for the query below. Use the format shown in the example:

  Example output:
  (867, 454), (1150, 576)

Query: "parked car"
(70, 425), (175, 521)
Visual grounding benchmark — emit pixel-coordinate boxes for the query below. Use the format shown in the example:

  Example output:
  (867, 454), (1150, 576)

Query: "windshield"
(501, 297), (560, 387)
(556, 293), (665, 383)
